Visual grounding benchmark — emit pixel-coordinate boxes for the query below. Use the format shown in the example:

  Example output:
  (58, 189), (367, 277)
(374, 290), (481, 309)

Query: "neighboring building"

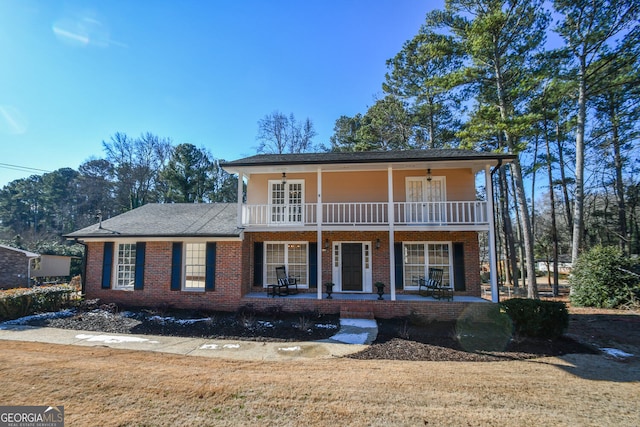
(66, 149), (515, 320)
(536, 255), (573, 275)
(32, 254), (74, 283)
(0, 244), (40, 288)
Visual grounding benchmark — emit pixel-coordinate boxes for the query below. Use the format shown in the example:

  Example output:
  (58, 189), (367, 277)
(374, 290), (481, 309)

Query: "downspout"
(488, 160), (502, 303)
(74, 238), (88, 296)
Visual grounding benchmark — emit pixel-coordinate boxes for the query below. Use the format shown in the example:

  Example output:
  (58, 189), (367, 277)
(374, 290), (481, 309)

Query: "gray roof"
(66, 203), (241, 239)
(0, 244), (39, 258)
(220, 148), (516, 168)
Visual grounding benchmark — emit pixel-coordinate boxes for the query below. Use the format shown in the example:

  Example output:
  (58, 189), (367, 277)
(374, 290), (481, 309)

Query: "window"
(269, 180), (304, 223)
(264, 242), (308, 287)
(184, 243), (206, 290)
(114, 243), (136, 290)
(403, 242), (451, 288)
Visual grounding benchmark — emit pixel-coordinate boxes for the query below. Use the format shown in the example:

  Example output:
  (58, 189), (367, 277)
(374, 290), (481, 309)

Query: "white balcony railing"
(242, 201), (487, 227)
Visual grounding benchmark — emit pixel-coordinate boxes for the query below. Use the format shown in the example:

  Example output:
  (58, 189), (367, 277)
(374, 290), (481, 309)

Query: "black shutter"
(171, 242), (183, 291)
(453, 242), (466, 291)
(205, 242), (216, 291)
(101, 242), (113, 289)
(394, 242), (403, 289)
(253, 242), (264, 286)
(309, 242), (317, 288)
(134, 242), (146, 290)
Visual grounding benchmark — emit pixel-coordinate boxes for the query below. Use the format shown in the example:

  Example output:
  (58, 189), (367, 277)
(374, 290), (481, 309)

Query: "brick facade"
(245, 230), (481, 297)
(0, 246), (34, 288)
(83, 229), (484, 319)
(85, 241), (246, 312)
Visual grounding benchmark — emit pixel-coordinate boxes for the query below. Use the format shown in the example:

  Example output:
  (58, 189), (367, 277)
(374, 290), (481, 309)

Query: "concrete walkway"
(0, 318), (378, 361)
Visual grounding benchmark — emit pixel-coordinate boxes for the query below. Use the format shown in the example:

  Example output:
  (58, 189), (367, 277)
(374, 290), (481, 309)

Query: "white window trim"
(112, 242), (136, 291)
(182, 242), (206, 292)
(402, 241), (453, 290)
(263, 241), (309, 288)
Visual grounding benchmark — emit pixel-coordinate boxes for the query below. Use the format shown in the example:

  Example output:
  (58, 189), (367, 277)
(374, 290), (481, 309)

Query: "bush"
(570, 246), (640, 309)
(500, 298), (569, 339)
(0, 284), (76, 321)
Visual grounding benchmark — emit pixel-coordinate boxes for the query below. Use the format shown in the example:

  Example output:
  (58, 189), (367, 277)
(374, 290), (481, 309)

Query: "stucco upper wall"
(246, 168), (477, 204)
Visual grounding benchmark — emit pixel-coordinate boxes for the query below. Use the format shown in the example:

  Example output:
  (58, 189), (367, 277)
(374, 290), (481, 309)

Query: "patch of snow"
(600, 348), (634, 359)
(278, 346), (301, 352)
(75, 333), (155, 344)
(257, 320), (274, 327)
(315, 323), (339, 329)
(200, 344), (220, 350)
(331, 332), (369, 345)
(223, 343), (240, 349)
(148, 315), (210, 325)
(0, 309), (75, 328)
(340, 319), (377, 328)
(199, 343), (240, 350)
(174, 318), (211, 325)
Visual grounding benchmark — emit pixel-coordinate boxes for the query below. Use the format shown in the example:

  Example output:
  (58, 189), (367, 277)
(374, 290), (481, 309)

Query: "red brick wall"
(83, 229), (482, 316)
(0, 247), (31, 288)
(239, 295), (496, 322)
(246, 230), (481, 297)
(84, 241), (245, 311)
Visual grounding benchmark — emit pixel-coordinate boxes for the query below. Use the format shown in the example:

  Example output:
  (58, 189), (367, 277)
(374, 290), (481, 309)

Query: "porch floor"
(245, 292), (487, 303)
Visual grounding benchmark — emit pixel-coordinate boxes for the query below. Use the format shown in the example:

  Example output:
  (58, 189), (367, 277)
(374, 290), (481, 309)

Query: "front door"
(341, 243), (363, 291)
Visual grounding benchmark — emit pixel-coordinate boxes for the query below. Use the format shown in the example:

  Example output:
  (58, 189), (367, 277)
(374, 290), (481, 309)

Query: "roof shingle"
(66, 203), (241, 239)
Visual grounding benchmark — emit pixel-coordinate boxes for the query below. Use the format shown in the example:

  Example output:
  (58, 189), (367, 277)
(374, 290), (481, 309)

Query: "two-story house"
(67, 149), (514, 320)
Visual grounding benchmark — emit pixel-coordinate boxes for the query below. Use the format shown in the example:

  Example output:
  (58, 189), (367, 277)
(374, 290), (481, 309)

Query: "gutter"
(73, 238), (88, 296)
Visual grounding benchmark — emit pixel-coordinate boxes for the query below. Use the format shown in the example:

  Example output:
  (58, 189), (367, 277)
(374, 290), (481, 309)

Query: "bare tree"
(256, 111), (318, 154)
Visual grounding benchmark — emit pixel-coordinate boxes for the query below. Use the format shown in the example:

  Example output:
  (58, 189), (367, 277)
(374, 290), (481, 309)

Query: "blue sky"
(0, 1), (441, 187)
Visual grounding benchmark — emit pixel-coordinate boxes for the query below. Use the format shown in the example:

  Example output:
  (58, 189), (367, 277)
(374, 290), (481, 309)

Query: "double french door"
(270, 180), (303, 224)
(405, 177), (446, 223)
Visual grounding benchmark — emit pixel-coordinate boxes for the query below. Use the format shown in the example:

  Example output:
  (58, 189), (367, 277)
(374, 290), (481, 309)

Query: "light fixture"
(376, 238), (381, 249)
(426, 168), (432, 182)
(282, 172), (287, 185)
(324, 238), (330, 250)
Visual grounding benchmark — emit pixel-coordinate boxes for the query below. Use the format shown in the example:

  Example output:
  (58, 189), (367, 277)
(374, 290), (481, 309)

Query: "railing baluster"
(241, 201), (487, 226)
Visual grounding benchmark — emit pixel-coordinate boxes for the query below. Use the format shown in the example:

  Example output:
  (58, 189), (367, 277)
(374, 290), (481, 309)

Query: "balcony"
(241, 201), (488, 228)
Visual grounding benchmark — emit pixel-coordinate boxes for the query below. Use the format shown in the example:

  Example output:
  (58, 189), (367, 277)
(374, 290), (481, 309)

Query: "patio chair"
(275, 266), (298, 296)
(418, 267), (444, 298)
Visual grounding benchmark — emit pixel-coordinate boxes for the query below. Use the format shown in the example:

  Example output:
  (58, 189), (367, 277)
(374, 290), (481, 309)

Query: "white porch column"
(388, 166), (396, 301)
(317, 167), (323, 300)
(236, 171), (244, 229)
(485, 165), (499, 303)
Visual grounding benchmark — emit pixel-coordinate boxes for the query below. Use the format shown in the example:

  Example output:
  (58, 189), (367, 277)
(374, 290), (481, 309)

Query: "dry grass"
(1, 340), (638, 426)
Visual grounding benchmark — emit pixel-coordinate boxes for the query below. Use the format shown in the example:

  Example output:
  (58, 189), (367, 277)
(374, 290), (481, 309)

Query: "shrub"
(570, 246), (640, 308)
(500, 298), (569, 339)
(0, 284), (76, 321)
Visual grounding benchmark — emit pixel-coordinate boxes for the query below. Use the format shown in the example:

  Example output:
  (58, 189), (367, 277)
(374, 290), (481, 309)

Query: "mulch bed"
(347, 318), (597, 362)
(17, 300), (599, 361)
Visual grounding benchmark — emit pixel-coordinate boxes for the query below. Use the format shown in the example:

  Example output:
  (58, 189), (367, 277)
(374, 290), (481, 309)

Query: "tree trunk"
(545, 119), (560, 296)
(493, 61), (538, 298)
(556, 120), (573, 235)
(608, 94), (628, 254)
(571, 57), (587, 265)
(499, 168), (518, 287)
